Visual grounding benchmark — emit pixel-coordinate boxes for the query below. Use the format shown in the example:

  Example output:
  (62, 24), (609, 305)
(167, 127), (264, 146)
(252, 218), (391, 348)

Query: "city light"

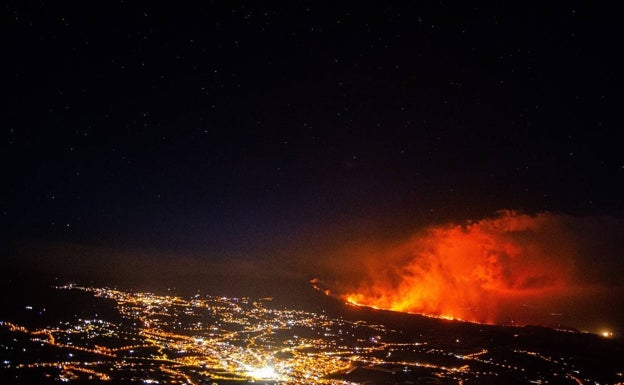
(0, 284), (618, 384)
(245, 365), (279, 380)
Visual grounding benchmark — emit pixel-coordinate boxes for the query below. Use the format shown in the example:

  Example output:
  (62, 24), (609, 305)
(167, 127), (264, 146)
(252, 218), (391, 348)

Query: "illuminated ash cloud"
(319, 211), (611, 325)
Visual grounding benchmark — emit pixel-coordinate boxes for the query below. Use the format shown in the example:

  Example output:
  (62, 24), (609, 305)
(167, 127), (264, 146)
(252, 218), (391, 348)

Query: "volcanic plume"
(317, 211), (605, 325)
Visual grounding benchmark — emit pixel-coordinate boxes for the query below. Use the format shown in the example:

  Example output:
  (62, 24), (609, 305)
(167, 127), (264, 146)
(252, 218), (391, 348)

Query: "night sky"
(3, 2), (623, 316)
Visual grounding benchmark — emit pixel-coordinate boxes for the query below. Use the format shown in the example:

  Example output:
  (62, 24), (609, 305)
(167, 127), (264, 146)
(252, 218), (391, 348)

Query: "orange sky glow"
(318, 211), (598, 325)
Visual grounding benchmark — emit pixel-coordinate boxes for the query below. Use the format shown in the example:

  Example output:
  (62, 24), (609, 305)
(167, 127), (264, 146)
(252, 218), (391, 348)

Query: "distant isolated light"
(601, 330), (613, 338)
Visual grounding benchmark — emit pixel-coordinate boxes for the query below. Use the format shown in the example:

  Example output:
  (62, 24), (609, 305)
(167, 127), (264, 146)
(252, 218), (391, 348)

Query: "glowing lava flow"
(321, 211), (578, 324)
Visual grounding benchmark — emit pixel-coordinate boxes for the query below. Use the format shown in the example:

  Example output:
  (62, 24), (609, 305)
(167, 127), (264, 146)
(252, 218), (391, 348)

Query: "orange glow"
(325, 211), (579, 324)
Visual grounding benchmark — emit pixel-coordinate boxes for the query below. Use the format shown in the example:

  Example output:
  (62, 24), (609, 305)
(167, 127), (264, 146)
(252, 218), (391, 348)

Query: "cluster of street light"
(1, 284), (616, 384)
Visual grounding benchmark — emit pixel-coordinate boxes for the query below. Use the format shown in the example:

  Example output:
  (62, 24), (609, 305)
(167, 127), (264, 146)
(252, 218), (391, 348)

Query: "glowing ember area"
(326, 211), (580, 324)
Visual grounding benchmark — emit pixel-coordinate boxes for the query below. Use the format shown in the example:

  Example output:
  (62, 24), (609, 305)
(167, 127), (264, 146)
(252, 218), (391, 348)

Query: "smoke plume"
(316, 210), (623, 327)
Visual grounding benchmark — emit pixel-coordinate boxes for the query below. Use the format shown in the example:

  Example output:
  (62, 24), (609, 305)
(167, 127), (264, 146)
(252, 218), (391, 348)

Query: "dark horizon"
(4, 212), (624, 337)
